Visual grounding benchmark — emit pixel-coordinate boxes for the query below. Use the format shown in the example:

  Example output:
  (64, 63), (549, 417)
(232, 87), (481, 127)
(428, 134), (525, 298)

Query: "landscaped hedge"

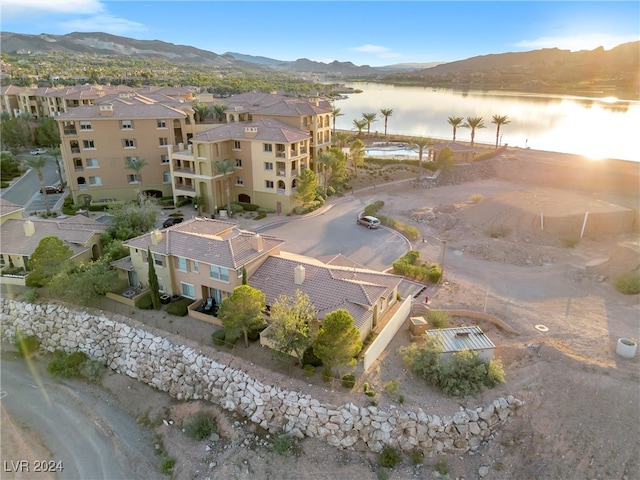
(363, 201), (420, 241)
(393, 250), (442, 283)
(166, 297), (193, 316)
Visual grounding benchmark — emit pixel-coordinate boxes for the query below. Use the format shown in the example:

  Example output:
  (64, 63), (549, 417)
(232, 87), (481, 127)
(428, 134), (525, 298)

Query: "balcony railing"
(276, 151), (286, 158)
(74, 166), (83, 172)
(71, 148), (81, 154)
(63, 128), (77, 135)
(277, 188), (286, 195)
(174, 183), (195, 192)
(277, 170), (286, 177)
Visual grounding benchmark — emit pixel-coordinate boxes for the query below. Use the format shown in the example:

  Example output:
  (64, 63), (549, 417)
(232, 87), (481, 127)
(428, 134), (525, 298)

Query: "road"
(0, 349), (162, 480)
(1, 155), (64, 210)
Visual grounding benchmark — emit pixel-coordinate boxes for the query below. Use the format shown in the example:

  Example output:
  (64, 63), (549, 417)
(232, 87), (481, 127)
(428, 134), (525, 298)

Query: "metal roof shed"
(425, 326), (495, 363)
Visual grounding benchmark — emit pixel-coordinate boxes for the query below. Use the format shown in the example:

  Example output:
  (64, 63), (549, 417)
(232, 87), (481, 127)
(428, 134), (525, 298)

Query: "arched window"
(77, 176), (86, 190)
(291, 179), (297, 189)
(277, 180), (286, 189)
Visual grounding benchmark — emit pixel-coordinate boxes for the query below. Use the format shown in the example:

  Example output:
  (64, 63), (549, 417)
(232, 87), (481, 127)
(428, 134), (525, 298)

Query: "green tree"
(349, 138), (365, 173)
(332, 131), (351, 148)
(447, 116), (464, 142)
(268, 290), (317, 366)
(436, 146), (455, 171)
(24, 155), (51, 215)
(34, 118), (61, 148)
(27, 236), (72, 287)
(313, 309), (362, 374)
(147, 247), (161, 309)
(461, 116), (486, 148)
(212, 103), (227, 122)
(491, 114), (511, 148)
(0, 152), (22, 183)
(104, 198), (159, 242)
(362, 112), (377, 136)
(295, 167), (318, 206)
(331, 106), (343, 134)
(49, 258), (118, 306)
(46, 147), (64, 187)
(316, 150), (335, 196)
(380, 108), (393, 136)
(410, 137), (434, 180)
(192, 102), (211, 123)
(0, 117), (32, 150)
(125, 157), (149, 206)
(241, 265), (247, 285)
(327, 146), (348, 190)
(217, 285), (266, 348)
(213, 158), (235, 216)
(352, 118), (367, 137)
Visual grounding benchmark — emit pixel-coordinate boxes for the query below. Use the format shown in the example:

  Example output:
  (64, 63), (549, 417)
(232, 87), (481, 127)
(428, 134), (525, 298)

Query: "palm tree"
(24, 155), (51, 215)
(461, 116), (486, 148)
(317, 150), (335, 196)
(125, 157), (149, 206)
(192, 103), (211, 123)
(362, 112), (377, 136)
(352, 119), (367, 137)
(447, 116), (464, 142)
(47, 146), (64, 187)
(380, 108), (393, 137)
(349, 139), (365, 174)
(331, 106), (343, 134)
(212, 104), (227, 123)
(213, 158), (235, 217)
(410, 137), (434, 180)
(332, 131), (351, 148)
(491, 114), (511, 148)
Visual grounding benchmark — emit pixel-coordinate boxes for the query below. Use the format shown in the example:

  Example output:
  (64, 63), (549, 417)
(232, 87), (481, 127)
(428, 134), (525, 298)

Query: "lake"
(333, 82), (640, 162)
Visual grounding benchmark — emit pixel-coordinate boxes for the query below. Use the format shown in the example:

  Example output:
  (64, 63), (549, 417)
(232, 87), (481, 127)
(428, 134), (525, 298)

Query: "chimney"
(244, 126), (258, 138)
(99, 104), (113, 117)
(23, 220), (35, 237)
(252, 233), (264, 252)
(150, 229), (163, 244)
(294, 264), (305, 285)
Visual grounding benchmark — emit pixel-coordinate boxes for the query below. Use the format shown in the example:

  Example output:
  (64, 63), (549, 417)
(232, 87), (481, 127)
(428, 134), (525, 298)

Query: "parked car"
(357, 215), (381, 229)
(30, 148), (47, 155)
(40, 185), (63, 194)
(162, 216), (184, 228)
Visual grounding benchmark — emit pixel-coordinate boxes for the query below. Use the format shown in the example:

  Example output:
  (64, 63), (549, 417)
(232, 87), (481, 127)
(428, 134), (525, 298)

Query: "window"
(235, 158), (242, 168)
(123, 139), (136, 148)
(73, 158), (83, 171)
(157, 119), (166, 128)
(192, 261), (199, 273)
(79, 121), (92, 130)
(86, 158), (99, 168)
(181, 283), (195, 299)
(89, 176), (102, 186)
(125, 156), (138, 163)
(153, 254), (163, 267)
(176, 257), (188, 271)
(233, 141), (241, 150)
(157, 277), (164, 292)
(263, 143), (272, 152)
(70, 140), (80, 153)
(83, 140), (95, 149)
(265, 180), (274, 189)
(159, 137), (168, 146)
(121, 120), (133, 129)
(163, 171), (171, 183)
(161, 154), (169, 164)
(127, 174), (139, 184)
(264, 162), (273, 171)
(236, 176), (244, 186)
(210, 265), (229, 282)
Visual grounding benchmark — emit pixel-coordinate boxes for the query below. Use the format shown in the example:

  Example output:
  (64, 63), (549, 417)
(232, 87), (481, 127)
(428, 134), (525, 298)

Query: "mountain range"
(1, 31), (638, 81)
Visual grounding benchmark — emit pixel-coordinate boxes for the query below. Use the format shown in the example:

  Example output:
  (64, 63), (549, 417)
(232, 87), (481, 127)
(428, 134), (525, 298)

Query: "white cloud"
(348, 44), (402, 61)
(2, 0), (105, 18)
(60, 15), (147, 35)
(516, 33), (639, 52)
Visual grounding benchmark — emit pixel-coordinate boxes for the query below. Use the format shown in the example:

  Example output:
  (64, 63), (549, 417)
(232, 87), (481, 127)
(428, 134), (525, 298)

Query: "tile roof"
(0, 198), (24, 217)
(124, 217), (284, 269)
(249, 252), (402, 328)
(432, 142), (476, 152)
(193, 118), (310, 143)
(221, 92), (331, 116)
(56, 95), (188, 120)
(0, 215), (106, 256)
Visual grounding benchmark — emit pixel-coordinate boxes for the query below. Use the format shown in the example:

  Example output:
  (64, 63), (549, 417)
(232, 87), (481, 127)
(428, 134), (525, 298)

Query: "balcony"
(174, 182), (195, 193)
(63, 128), (77, 135)
(71, 148), (81, 154)
(277, 170), (286, 177)
(173, 167), (195, 175)
(276, 151), (286, 158)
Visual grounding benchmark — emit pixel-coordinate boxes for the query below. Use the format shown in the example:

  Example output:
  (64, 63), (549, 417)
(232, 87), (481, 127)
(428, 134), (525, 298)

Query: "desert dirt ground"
(3, 149), (639, 480)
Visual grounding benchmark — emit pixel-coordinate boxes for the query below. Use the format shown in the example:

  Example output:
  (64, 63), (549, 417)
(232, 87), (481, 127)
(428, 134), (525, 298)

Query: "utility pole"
(440, 240), (447, 283)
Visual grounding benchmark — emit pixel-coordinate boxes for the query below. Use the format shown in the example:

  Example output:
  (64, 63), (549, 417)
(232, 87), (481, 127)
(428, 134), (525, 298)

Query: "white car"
(357, 215), (381, 229)
(30, 148), (47, 155)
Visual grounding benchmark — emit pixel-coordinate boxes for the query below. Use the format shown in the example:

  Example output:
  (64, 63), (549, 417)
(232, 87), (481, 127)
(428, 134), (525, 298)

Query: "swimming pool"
(365, 148), (420, 158)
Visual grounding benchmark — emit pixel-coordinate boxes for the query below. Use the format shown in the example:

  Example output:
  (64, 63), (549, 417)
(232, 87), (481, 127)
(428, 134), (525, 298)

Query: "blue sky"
(1, 1), (638, 66)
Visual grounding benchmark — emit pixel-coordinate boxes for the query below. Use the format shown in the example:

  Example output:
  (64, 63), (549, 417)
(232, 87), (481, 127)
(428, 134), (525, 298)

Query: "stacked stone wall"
(0, 299), (522, 454)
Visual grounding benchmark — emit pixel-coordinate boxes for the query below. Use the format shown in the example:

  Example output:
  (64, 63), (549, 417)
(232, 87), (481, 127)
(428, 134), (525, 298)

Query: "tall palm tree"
(24, 155), (51, 215)
(192, 103), (211, 123)
(491, 114), (511, 148)
(213, 158), (235, 216)
(447, 116), (464, 142)
(316, 150), (335, 196)
(331, 106), (343, 134)
(332, 131), (351, 148)
(352, 118), (367, 137)
(349, 139), (365, 174)
(47, 146), (64, 187)
(125, 157), (149, 206)
(362, 112), (377, 136)
(410, 137), (434, 180)
(212, 104), (227, 123)
(380, 108), (393, 137)
(461, 116), (486, 148)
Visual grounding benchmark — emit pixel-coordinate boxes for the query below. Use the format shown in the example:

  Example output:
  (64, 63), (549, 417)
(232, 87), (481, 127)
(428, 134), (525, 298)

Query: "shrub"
(257, 207), (276, 214)
(486, 358), (506, 387)
(427, 310), (451, 329)
(47, 350), (88, 378)
(410, 450), (423, 465)
(239, 203), (260, 211)
(379, 447), (401, 468)
(136, 293), (153, 310)
(363, 382), (376, 396)
(24, 288), (38, 303)
(176, 197), (192, 207)
(613, 270), (640, 295)
(229, 203), (244, 213)
(398, 395), (405, 404)
(166, 297), (192, 316)
(303, 364), (316, 377)
(485, 225), (510, 238)
(211, 329), (226, 346)
(14, 331), (40, 357)
(364, 200), (385, 217)
(184, 411), (217, 441)
(80, 360), (106, 383)
(271, 432), (294, 455)
(468, 193), (484, 203)
(435, 458), (449, 475)
(303, 346), (323, 367)
(247, 320), (267, 342)
(341, 374), (357, 389)
(384, 380), (399, 395)
(254, 212), (267, 220)
(322, 367), (332, 383)
(161, 458), (176, 474)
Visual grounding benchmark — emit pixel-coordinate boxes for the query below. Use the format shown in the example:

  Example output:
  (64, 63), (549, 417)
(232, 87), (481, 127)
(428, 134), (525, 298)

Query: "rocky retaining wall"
(0, 299), (522, 455)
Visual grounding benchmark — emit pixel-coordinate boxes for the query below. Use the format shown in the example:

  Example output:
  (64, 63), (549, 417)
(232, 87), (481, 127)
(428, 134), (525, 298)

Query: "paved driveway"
(255, 198), (410, 271)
